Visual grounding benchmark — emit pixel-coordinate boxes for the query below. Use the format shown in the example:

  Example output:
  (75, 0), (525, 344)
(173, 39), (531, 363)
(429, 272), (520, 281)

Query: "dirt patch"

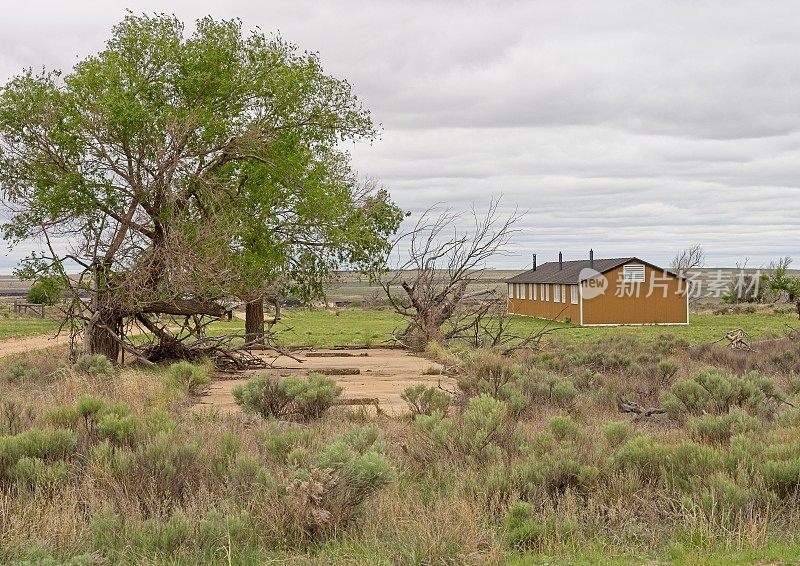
(194, 348), (455, 416)
(0, 333), (67, 357)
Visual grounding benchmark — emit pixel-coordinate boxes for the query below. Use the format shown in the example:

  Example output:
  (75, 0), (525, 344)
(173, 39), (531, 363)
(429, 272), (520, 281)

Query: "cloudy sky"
(1, 0), (799, 271)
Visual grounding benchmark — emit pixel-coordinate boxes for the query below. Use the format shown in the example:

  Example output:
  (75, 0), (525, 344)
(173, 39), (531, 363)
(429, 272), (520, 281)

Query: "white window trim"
(570, 285), (579, 304)
(545, 284), (549, 301)
(533, 284), (537, 300)
(520, 283), (526, 299)
(553, 284), (560, 303)
(561, 284), (566, 303)
(508, 284), (513, 299)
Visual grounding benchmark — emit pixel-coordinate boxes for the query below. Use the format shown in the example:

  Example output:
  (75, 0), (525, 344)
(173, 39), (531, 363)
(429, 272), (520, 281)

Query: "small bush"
(549, 416), (580, 442)
(0, 428), (77, 478)
(165, 361), (211, 394)
(73, 354), (116, 377)
(98, 413), (136, 447)
(505, 501), (542, 551)
(503, 502), (577, 552)
(233, 374), (292, 419)
(401, 384), (451, 419)
(8, 456), (68, 488)
(602, 420), (633, 448)
(234, 372), (341, 421)
(2, 360), (44, 383)
(662, 371), (780, 420)
(688, 410), (759, 444)
(26, 275), (64, 305)
(43, 406), (81, 430)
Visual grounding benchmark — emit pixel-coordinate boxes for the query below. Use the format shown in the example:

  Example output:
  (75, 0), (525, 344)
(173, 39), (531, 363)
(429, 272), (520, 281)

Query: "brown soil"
(0, 333), (68, 357)
(194, 348), (456, 416)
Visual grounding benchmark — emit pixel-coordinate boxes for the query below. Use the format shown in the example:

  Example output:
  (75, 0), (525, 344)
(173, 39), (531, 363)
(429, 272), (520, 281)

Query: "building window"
(545, 284), (549, 301)
(571, 285), (579, 304)
(553, 284), (560, 303)
(532, 284), (537, 300)
(508, 284), (513, 298)
(520, 283), (526, 299)
(561, 284), (566, 303)
(623, 264), (646, 283)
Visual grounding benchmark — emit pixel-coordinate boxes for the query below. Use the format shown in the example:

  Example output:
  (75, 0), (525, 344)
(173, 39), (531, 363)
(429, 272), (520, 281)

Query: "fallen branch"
(617, 395), (666, 418)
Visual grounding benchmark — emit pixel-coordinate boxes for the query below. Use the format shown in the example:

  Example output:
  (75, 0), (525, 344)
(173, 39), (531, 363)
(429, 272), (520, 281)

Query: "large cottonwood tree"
(0, 14), (402, 362)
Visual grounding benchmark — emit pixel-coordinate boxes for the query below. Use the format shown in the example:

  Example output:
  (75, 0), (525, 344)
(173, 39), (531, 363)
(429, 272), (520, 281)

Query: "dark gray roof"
(505, 257), (679, 284)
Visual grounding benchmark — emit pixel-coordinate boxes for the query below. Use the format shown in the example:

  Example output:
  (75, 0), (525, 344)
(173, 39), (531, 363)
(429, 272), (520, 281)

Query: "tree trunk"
(85, 308), (122, 362)
(245, 299), (265, 345)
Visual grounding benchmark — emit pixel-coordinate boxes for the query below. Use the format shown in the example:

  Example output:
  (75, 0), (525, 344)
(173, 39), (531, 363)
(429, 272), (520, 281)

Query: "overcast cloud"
(1, 0), (799, 271)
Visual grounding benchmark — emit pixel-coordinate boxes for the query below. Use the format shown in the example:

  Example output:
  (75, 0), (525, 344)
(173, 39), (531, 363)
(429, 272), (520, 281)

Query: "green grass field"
(0, 317), (59, 341)
(206, 308), (797, 348)
(1, 308), (795, 349)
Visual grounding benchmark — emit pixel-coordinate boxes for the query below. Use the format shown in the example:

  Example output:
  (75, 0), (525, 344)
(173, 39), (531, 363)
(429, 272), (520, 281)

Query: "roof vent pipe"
(532, 254), (537, 271)
(559, 251), (563, 270)
(590, 248), (594, 269)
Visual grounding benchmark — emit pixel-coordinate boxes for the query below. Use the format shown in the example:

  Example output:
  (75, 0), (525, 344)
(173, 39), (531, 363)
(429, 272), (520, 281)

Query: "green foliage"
(42, 405), (81, 430)
(25, 275), (64, 305)
(0, 428), (77, 479)
(548, 416), (580, 442)
(504, 502), (578, 552)
(688, 410), (759, 444)
(260, 424), (313, 463)
(98, 413), (136, 447)
(401, 384), (451, 418)
(414, 394), (513, 464)
(165, 361), (211, 394)
(662, 371), (780, 419)
(8, 456), (68, 488)
(602, 420), (633, 447)
(0, 12), (403, 320)
(1, 360), (44, 382)
(76, 395), (106, 419)
(72, 354), (116, 377)
(234, 372), (341, 420)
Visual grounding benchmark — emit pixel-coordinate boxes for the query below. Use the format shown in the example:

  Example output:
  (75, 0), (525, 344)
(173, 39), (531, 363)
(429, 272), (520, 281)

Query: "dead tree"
(381, 199), (521, 349)
(671, 244), (706, 275)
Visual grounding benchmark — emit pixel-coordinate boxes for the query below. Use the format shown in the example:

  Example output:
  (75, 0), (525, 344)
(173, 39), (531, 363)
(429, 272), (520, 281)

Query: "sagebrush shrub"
(165, 361), (211, 394)
(233, 374), (292, 419)
(0, 428), (77, 479)
(688, 409), (759, 444)
(662, 371), (781, 420)
(549, 416), (580, 441)
(401, 384), (451, 418)
(288, 426), (394, 537)
(8, 456), (68, 488)
(2, 360), (44, 383)
(43, 405), (81, 430)
(601, 421), (632, 448)
(234, 372), (341, 420)
(98, 413), (136, 447)
(73, 354), (116, 377)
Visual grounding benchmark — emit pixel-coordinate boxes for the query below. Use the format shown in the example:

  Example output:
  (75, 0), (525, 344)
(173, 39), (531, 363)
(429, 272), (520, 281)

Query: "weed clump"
(73, 354), (115, 377)
(164, 361), (211, 394)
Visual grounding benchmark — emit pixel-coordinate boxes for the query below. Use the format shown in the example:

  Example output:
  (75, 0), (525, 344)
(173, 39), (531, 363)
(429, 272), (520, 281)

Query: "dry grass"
(3, 333), (800, 563)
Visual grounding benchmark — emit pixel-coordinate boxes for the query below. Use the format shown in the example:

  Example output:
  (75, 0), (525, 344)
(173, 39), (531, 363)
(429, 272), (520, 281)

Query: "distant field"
(0, 300), (795, 349)
(207, 308), (797, 348)
(7, 266), (795, 303)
